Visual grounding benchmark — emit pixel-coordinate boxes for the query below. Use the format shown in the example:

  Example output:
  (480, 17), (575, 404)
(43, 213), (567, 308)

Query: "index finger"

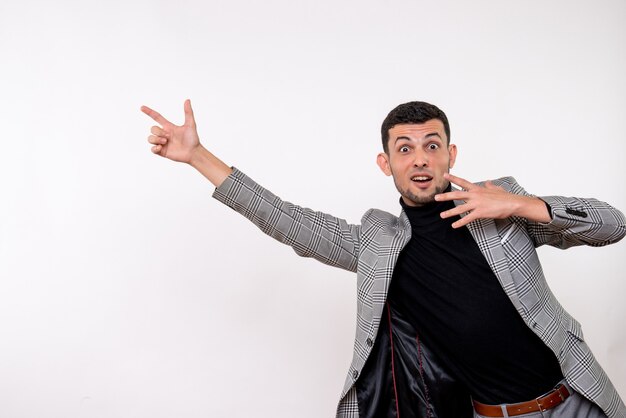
(444, 172), (475, 190)
(140, 105), (170, 126)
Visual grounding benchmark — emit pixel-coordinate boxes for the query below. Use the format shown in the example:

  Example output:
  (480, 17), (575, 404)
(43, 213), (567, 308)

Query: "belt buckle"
(536, 398), (547, 412)
(536, 385), (564, 413)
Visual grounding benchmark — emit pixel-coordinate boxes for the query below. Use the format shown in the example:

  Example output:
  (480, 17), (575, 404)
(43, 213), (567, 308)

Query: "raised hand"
(141, 99), (200, 164)
(141, 99), (232, 187)
(435, 173), (551, 228)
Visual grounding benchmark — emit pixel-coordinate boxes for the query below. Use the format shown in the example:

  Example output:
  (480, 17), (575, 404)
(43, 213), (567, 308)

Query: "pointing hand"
(141, 99), (200, 164)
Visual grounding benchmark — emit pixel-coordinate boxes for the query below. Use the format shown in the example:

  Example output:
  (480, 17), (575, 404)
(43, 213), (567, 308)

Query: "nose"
(413, 151), (428, 167)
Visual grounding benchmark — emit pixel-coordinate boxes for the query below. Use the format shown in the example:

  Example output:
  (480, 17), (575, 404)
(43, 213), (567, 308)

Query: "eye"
(399, 145), (410, 153)
(427, 143), (440, 151)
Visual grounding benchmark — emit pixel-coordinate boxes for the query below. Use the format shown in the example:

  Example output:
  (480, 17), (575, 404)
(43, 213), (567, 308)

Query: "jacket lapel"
(367, 211), (411, 332)
(462, 211), (525, 315)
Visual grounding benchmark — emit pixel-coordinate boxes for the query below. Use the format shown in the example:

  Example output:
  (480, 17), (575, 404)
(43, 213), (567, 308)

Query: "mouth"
(410, 174), (434, 190)
(411, 175), (433, 183)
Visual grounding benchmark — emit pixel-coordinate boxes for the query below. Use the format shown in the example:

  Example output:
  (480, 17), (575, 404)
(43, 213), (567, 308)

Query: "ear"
(448, 144), (458, 169)
(377, 152), (392, 176)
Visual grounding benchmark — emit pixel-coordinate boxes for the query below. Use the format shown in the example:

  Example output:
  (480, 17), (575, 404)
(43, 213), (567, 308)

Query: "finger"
(435, 190), (468, 202)
(184, 99), (196, 126)
(151, 144), (162, 154)
(141, 105), (171, 126)
(444, 173), (475, 190)
(150, 126), (169, 138)
(148, 135), (167, 145)
(450, 210), (479, 228)
(451, 215), (473, 229)
(440, 204), (473, 219)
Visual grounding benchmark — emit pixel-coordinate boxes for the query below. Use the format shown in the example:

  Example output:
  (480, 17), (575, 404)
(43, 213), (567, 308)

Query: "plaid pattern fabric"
(213, 169), (626, 418)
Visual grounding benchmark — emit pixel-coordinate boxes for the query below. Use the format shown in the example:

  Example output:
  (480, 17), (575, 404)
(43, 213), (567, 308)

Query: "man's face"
(377, 120), (457, 207)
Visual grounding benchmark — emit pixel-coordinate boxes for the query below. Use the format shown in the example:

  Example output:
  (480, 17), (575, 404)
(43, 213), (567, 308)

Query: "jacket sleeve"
(212, 168), (361, 272)
(493, 177), (626, 249)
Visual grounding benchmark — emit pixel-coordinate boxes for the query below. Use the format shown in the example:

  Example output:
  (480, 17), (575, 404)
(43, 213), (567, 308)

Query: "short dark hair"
(381, 101), (451, 153)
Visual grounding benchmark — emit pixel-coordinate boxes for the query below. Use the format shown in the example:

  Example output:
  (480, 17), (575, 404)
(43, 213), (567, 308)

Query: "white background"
(1, 0), (625, 417)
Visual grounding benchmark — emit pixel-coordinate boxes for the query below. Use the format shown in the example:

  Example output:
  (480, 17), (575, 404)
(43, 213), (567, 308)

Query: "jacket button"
(352, 370), (359, 379)
(366, 338), (373, 347)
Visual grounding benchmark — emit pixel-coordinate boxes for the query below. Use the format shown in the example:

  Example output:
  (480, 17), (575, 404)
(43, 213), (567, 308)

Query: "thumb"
(184, 99), (196, 126)
(484, 180), (505, 192)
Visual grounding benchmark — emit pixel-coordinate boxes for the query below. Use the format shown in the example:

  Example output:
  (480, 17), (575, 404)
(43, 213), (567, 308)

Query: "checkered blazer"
(212, 168), (626, 418)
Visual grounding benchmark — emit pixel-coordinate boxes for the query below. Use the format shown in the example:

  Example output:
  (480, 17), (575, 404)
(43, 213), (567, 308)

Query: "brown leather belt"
(473, 384), (571, 417)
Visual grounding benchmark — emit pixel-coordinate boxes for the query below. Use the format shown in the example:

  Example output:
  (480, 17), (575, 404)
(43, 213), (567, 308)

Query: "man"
(141, 100), (625, 418)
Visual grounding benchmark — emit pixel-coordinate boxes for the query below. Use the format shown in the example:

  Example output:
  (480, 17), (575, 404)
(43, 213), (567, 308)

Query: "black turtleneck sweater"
(388, 193), (563, 403)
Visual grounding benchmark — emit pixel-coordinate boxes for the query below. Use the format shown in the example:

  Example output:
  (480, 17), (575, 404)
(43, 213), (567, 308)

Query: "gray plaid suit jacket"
(213, 168), (626, 418)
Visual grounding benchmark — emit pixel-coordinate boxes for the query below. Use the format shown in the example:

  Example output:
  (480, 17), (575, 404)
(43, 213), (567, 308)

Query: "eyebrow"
(394, 132), (442, 143)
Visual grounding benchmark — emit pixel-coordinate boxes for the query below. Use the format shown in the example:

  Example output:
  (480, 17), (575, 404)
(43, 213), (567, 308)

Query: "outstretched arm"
(141, 100), (361, 270)
(141, 99), (232, 187)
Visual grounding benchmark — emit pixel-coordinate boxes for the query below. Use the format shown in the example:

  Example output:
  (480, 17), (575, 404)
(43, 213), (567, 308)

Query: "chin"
(402, 192), (437, 207)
